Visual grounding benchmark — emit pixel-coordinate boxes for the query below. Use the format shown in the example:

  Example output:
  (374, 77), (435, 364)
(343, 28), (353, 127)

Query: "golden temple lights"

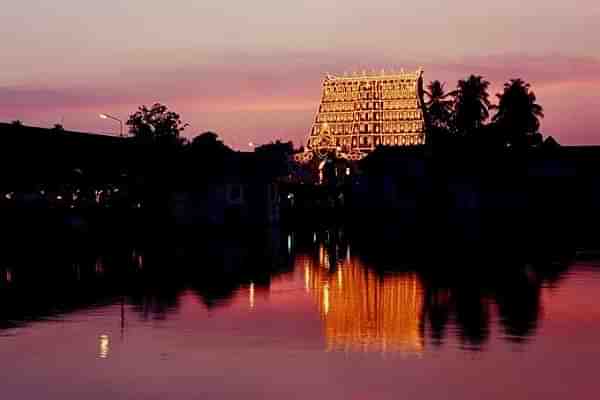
(323, 283), (330, 316)
(98, 334), (110, 359)
(304, 263), (311, 293)
(297, 68), (428, 162)
(300, 245), (425, 354)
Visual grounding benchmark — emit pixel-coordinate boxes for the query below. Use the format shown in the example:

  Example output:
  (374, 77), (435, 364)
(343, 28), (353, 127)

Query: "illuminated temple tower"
(296, 68), (428, 162)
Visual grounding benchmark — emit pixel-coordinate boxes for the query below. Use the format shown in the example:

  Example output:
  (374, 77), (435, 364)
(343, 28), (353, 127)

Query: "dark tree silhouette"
(255, 140), (294, 157)
(11, 120), (23, 127)
(454, 75), (491, 135)
(190, 131), (232, 153)
(126, 103), (188, 146)
(185, 132), (235, 178)
(492, 79), (544, 148)
(425, 80), (455, 131)
(254, 140), (295, 177)
(542, 135), (560, 149)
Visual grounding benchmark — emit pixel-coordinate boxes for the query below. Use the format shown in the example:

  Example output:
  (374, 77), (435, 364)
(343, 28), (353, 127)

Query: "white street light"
(99, 113), (124, 137)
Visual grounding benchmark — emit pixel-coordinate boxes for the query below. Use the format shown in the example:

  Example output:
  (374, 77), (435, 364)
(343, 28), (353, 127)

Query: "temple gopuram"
(295, 68), (428, 162)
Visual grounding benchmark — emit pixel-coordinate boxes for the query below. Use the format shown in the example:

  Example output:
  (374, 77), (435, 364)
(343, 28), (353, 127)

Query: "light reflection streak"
(323, 283), (330, 316)
(132, 250), (144, 270)
(95, 259), (104, 275)
(304, 264), (310, 293)
(99, 334), (110, 359)
(249, 282), (255, 310)
(301, 246), (424, 354)
(319, 245), (325, 267)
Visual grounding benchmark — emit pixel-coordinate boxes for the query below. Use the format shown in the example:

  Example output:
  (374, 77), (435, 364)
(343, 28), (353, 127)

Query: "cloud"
(0, 86), (135, 111)
(2, 51), (599, 146)
(427, 54), (600, 88)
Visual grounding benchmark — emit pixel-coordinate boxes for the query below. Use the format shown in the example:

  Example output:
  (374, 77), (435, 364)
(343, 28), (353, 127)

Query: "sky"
(1, 1), (599, 148)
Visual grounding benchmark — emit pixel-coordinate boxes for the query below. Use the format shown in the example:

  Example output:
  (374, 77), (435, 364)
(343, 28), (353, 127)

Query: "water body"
(0, 231), (599, 399)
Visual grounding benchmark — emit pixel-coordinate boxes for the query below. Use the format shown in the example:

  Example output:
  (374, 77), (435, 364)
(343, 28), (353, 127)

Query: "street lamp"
(99, 113), (124, 137)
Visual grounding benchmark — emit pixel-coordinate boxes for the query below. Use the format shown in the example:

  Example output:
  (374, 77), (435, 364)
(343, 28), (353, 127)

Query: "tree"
(491, 79), (544, 148)
(454, 75), (491, 135)
(254, 140), (295, 177)
(126, 104), (188, 208)
(186, 132), (234, 176)
(425, 80), (455, 131)
(126, 103), (188, 146)
(254, 140), (294, 157)
(190, 131), (233, 154)
(542, 136), (559, 149)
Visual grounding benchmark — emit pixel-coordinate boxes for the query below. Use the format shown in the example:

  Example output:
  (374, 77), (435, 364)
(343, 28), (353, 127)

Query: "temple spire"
(297, 68), (428, 162)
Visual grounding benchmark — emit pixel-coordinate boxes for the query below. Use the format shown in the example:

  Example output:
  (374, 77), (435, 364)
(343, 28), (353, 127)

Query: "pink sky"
(1, 1), (599, 148)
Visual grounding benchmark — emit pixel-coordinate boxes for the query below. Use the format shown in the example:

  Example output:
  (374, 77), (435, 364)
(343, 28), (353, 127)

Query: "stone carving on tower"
(295, 68), (428, 162)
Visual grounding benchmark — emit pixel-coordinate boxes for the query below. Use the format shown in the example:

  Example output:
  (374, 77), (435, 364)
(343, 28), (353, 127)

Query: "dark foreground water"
(1, 230), (599, 399)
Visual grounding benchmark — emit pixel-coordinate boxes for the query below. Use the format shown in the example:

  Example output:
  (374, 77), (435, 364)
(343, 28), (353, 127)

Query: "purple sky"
(2, 1), (599, 148)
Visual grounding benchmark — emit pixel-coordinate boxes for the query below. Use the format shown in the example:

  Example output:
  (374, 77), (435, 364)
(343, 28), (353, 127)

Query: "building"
(170, 152), (281, 226)
(296, 68), (428, 162)
(0, 122), (130, 184)
(171, 179), (280, 226)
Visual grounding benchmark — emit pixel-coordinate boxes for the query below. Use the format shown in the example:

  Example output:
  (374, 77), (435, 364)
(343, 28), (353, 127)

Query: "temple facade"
(296, 68), (427, 162)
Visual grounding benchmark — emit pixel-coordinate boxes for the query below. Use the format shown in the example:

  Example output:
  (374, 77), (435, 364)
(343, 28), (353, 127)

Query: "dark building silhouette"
(0, 122), (131, 185)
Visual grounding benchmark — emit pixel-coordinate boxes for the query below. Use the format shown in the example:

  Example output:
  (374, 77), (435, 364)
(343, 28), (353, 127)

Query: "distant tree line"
(118, 103), (296, 208)
(125, 102), (293, 155)
(424, 76), (556, 151)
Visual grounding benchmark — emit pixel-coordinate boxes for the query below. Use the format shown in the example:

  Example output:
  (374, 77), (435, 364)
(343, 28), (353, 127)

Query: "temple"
(296, 68), (428, 162)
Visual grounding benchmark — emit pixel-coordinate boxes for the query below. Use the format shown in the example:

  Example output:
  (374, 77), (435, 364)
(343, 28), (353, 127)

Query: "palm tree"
(492, 79), (544, 147)
(453, 75), (491, 135)
(424, 80), (455, 131)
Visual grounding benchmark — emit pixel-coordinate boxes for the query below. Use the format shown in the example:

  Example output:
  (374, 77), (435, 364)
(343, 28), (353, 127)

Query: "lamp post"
(99, 113), (124, 137)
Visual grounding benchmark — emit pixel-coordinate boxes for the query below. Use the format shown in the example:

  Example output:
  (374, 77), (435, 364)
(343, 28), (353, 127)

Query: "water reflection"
(98, 334), (110, 359)
(0, 229), (293, 329)
(302, 247), (424, 353)
(2, 229), (600, 400)
(419, 264), (552, 349)
(0, 229), (574, 353)
(295, 230), (572, 352)
(249, 282), (255, 310)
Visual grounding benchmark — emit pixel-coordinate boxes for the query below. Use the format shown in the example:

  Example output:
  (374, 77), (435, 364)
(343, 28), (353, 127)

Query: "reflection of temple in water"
(300, 244), (424, 353)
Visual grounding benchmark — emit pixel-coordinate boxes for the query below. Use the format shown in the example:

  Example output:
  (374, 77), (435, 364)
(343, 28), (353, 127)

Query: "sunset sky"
(2, 1), (599, 148)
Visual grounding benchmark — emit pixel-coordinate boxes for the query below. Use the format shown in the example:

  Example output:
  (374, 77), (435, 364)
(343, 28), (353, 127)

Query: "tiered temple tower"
(296, 68), (427, 162)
